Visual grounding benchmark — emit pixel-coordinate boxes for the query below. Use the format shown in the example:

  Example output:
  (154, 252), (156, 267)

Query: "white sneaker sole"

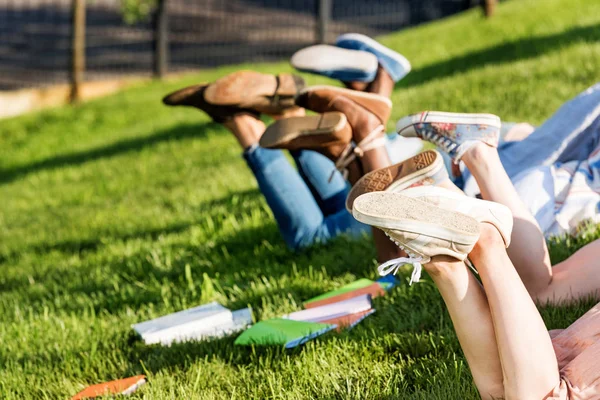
(335, 33), (412, 75)
(402, 186), (513, 246)
(353, 192), (480, 245)
(396, 111), (501, 137)
(291, 45), (378, 76)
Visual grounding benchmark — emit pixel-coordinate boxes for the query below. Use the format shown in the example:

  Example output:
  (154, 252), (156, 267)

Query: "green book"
(234, 318), (334, 348)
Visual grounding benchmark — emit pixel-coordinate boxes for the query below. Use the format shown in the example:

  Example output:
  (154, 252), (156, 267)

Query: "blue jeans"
(244, 145), (369, 250)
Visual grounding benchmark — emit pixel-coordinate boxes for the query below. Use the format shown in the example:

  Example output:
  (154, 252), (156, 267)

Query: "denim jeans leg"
(244, 145), (369, 249)
(290, 149), (349, 216)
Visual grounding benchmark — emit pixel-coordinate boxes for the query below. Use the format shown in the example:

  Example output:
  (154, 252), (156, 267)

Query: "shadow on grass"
(0, 186), (263, 269)
(0, 121), (223, 186)
(13, 226), (373, 315)
(399, 24), (600, 88)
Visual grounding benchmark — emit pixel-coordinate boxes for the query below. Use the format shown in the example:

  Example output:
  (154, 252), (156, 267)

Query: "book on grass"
(234, 318), (335, 348)
(304, 281), (385, 309)
(132, 302), (252, 345)
(285, 294), (372, 323)
(321, 309), (376, 332)
(71, 375), (146, 399)
(177, 308), (253, 344)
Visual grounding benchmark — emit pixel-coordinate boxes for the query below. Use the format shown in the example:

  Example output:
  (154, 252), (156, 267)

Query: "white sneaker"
(401, 186), (513, 247)
(353, 192), (480, 284)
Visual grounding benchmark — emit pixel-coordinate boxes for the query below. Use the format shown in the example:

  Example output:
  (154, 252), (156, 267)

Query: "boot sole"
(353, 192), (480, 245)
(345, 150), (441, 212)
(259, 112), (347, 149)
(397, 111), (501, 137)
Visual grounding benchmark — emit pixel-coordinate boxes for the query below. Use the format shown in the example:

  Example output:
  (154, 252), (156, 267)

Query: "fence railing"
(0, 0), (496, 97)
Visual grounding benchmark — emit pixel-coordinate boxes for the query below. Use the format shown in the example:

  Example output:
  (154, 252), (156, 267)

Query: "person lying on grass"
(351, 188), (600, 400)
(435, 82), (600, 238)
(292, 34), (600, 239)
(342, 110), (600, 306)
(162, 35), (425, 263)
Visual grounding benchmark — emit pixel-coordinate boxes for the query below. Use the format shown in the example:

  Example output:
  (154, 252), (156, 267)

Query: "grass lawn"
(2, 0), (600, 398)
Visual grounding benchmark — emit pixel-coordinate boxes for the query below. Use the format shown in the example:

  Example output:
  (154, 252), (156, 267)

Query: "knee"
(471, 223), (506, 256)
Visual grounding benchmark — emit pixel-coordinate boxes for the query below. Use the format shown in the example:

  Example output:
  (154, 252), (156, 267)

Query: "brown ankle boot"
(163, 84), (259, 123)
(260, 112), (365, 180)
(162, 71), (305, 121)
(295, 85), (391, 125)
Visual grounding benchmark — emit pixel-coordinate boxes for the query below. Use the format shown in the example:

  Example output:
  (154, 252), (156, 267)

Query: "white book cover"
(132, 301), (233, 344)
(162, 308), (253, 345)
(283, 294), (372, 323)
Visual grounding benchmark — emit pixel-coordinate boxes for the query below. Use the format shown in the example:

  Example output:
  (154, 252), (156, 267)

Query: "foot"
(401, 186), (513, 247)
(396, 111), (500, 163)
(345, 150), (448, 212)
(290, 44), (378, 83)
(162, 71), (305, 121)
(352, 192), (480, 284)
(335, 33), (411, 83)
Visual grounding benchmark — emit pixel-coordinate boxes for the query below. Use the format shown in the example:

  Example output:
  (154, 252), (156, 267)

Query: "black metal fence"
(0, 0), (484, 91)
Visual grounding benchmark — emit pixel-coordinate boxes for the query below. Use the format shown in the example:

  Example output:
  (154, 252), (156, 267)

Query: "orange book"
(320, 309), (376, 332)
(303, 283), (385, 309)
(71, 375), (146, 399)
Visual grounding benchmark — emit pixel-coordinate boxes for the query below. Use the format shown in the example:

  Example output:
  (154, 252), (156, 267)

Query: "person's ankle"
(353, 111), (382, 143)
(461, 141), (497, 165)
(471, 222), (505, 256)
(344, 81), (368, 92)
(366, 66), (394, 97)
(424, 255), (466, 278)
(223, 113), (265, 149)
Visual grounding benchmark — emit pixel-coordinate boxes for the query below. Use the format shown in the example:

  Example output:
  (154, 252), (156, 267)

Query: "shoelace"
(329, 125), (386, 182)
(421, 130), (458, 154)
(380, 229), (478, 285)
(378, 256), (424, 285)
(379, 230), (430, 285)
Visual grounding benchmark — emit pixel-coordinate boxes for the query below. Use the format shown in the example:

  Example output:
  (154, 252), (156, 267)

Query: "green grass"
(2, 0), (600, 398)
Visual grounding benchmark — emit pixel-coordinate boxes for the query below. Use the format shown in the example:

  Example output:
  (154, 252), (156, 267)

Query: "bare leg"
(423, 256), (504, 399)
(536, 239), (600, 304)
(222, 113), (265, 149)
(503, 123), (535, 142)
(470, 224), (559, 400)
(366, 66), (394, 98)
(462, 143), (553, 297)
(343, 66), (394, 98)
(343, 81), (368, 92)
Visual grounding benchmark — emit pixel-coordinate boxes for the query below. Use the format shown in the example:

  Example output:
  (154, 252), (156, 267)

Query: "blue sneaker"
(290, 44), (378, 82)
(335, 33), (411, 82)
